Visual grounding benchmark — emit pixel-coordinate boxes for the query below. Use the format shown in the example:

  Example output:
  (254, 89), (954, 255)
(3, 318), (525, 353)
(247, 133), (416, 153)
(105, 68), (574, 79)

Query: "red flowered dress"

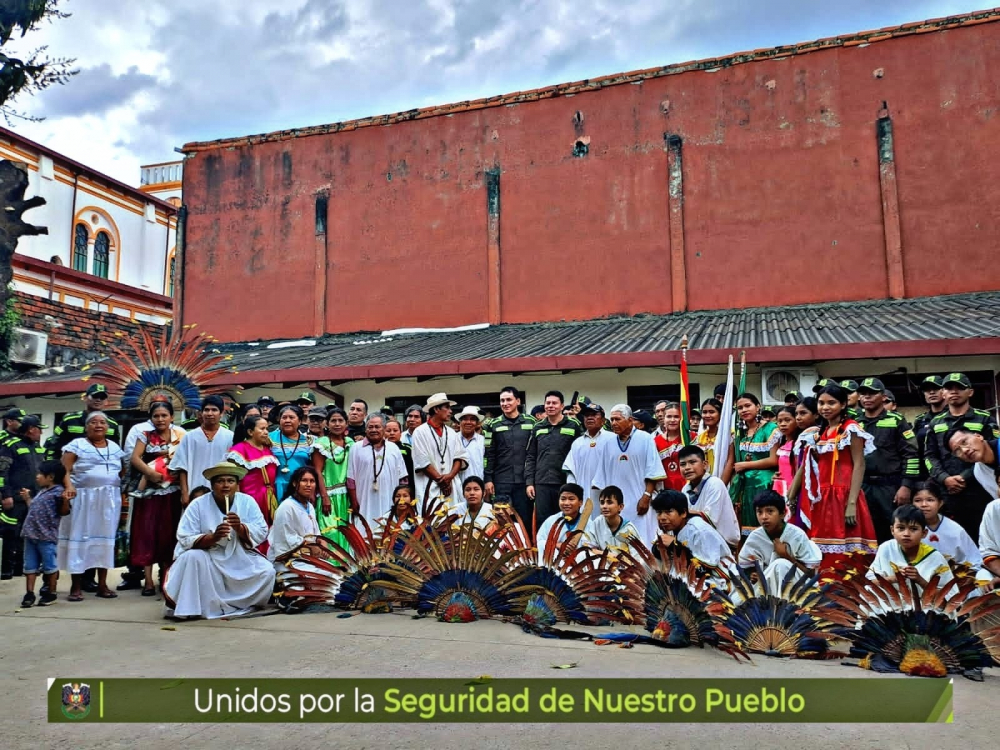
(796, 421), (878, 573)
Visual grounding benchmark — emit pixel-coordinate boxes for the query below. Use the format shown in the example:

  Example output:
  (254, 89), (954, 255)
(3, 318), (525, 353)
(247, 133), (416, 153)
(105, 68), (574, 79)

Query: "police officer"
(0, 408), (26, 443)
(855, 378), (919, 543)
(924, 372), (1000, 542)
(839, 379), (862, 420)
(914, 376), (946, 478)
(524, 390), (583, 528)
(47, 384), (120, 460)
(483, 386), (534, 524)
(0, 416), (47, 579)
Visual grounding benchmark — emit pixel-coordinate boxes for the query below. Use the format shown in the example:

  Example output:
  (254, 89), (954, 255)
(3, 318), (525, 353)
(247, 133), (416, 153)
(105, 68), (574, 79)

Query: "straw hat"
(202, 460), (248, 482)
(455, 405), (483, 422)
(423, 393), (457, 412)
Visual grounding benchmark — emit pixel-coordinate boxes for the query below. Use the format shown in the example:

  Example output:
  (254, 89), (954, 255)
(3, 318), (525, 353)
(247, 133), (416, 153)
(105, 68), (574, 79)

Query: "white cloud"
(3, 0), (988, 185)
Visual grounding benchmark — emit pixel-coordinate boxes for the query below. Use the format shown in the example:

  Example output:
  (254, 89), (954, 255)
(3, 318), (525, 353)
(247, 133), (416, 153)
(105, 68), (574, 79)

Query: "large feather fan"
(824, 570), (1000, 678)
(608, 539), (745, 660)
(89, 326), (234, 411)
(377, 517), (535, 623)
(719, 563), (846, 659)
(274, 516), (405, 614)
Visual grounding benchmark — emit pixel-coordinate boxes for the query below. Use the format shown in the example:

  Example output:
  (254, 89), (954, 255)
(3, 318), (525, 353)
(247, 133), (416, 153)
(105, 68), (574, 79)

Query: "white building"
(0, 127), (178, 321)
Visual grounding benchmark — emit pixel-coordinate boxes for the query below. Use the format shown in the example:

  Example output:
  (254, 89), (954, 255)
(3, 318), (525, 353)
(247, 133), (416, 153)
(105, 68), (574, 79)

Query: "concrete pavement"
(1, 570), (997, 749)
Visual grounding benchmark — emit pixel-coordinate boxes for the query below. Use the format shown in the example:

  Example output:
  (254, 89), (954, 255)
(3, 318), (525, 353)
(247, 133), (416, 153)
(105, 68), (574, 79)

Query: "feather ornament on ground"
(603, 539), (746, 660)
(825, 570), (1000, 678)
(379, 517), (535, 622)
(274, 516), (414, 614)
(719, 562), (846, 659)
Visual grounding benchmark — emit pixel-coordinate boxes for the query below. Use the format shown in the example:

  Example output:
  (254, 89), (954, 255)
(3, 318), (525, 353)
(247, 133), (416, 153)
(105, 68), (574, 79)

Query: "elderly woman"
(269, 405), (318, 502)
(59, 411), (126, 601)
(163, 461), (274, 620)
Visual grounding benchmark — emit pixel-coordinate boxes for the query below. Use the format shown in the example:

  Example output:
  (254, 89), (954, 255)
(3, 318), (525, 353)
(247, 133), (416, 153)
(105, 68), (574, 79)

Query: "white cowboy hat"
(455, 405), (483, 422)
(423, 392), (457, 412)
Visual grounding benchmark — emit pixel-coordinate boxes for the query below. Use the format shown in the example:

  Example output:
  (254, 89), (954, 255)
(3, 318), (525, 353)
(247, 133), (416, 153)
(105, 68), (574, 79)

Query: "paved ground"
(2, 570), (997, 749)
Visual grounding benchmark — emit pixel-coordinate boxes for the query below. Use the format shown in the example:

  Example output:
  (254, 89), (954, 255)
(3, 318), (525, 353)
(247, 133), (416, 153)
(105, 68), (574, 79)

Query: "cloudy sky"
(4, 0), (987, 184)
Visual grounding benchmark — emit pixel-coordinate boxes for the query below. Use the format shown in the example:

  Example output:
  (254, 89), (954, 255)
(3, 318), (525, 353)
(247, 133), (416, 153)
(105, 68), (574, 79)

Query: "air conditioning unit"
(9, 328), (48, 366)
(761, 368), (818, 405)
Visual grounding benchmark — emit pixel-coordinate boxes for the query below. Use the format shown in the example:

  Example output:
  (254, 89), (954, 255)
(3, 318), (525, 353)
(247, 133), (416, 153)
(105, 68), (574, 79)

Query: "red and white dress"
(654, 432), (687, 491)
(795, 421), (878, 572)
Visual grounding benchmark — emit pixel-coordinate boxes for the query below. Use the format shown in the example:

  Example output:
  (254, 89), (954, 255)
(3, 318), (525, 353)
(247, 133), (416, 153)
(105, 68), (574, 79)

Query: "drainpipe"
(69, 172), (79, 270)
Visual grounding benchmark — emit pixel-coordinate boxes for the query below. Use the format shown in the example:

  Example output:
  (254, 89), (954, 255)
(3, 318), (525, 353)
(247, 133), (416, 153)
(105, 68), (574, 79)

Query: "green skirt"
(316, 488), (350, 553)
(729, 470), (776, 536)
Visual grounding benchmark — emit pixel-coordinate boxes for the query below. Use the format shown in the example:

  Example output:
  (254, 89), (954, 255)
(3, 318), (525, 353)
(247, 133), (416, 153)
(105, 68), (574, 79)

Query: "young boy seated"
(677, 445), (740, 548)
(651, 489), (737, 593)
(582, 485), (639, 553)
(738, 490), (822, 592)
(911, 480), (982, 570)
(19, 460), (66, 608)
(535, 483), (587, 563)
(867, 504), (953, 594)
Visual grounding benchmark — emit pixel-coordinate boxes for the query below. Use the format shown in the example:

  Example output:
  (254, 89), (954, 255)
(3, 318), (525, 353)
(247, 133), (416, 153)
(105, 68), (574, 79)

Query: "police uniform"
(913, 376), (947, 480)
(393, 440), (416, 490)
(839, 380), (863, 421)
(524, 415), (583, 526)
(482, 412), (535, 524)
(923, 373), (1000, 542)
(0, 431), (46, 578)
(855, 378), (919, 544)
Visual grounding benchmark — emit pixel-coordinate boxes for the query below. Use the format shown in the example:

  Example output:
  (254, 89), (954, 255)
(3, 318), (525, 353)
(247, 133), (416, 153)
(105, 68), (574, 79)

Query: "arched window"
(93, 231), (110, 279)
(73, 223), (89, 272)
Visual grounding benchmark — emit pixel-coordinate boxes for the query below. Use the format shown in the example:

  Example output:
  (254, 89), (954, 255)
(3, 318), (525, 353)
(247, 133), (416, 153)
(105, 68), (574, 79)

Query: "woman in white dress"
(268, 466), (321, 564)
(164, 461), (274, 620)
(59, 411), (126, 601)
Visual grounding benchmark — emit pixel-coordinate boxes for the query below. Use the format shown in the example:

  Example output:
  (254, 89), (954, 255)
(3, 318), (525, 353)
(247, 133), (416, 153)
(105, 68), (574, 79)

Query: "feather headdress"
(89, 326), (234, 411)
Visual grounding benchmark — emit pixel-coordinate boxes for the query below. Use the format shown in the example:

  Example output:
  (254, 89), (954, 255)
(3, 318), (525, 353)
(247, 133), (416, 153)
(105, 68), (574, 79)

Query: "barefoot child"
(912, 480), (982, 569)
(20, 460), (66, 608)
(738, 489), (821, 592)
(867, 504), (952, 594)
(582, 485), (639, 553)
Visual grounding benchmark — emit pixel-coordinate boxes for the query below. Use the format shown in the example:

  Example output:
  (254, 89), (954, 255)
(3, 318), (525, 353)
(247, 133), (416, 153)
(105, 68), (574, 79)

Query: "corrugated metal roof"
(2, 292), (996, 393)
(215, 291), (1000, 374)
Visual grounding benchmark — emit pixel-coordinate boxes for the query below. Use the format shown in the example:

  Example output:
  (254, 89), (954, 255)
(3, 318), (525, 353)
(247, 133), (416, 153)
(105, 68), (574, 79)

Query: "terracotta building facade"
(178, 11), (1000, 344)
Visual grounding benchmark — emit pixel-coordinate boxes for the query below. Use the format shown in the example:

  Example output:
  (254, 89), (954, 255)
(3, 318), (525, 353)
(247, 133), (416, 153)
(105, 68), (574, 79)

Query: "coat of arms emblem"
(61, 683), (91, 719)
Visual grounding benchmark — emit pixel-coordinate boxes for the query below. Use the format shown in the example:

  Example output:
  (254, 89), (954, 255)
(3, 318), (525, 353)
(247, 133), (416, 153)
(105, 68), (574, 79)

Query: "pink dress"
(226, 442), (279, 524)
(772, 438), (796, 519)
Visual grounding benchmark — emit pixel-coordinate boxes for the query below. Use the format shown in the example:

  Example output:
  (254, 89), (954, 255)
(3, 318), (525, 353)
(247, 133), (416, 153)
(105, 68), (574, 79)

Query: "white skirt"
(57, 485), (122, 573)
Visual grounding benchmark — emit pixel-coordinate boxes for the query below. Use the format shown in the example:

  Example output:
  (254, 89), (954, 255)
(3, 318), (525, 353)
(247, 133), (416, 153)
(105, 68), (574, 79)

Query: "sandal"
(142, 586), (156, 597)
(67, 592), (84, 602)
(95, 589), (118, 599)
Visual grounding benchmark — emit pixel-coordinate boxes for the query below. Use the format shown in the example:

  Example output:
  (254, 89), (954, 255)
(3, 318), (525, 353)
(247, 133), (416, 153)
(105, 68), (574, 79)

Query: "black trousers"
(0, 522), (23, 576)
(862, 482), (898, 545)
(493, 483), (531, 532)
(533, 484), (563, 531)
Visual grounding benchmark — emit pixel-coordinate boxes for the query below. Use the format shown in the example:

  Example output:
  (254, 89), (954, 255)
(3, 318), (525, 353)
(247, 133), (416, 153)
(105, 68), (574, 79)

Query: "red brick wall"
(14, 292), (167, 367)
(180, 17), (1000, 343)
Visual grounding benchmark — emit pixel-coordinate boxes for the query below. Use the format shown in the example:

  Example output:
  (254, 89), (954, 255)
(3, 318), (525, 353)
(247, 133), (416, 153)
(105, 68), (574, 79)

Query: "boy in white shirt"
(868, 504), (953, 594)
(582, 485), (639, 553)
(738, 489), (822, 592)
(677, 445), (740, 548)
(652, 489), (737, 593)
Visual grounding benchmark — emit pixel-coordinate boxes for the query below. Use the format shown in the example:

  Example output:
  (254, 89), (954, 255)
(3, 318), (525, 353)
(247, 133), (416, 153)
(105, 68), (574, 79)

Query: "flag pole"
(679, 335), (692, 445)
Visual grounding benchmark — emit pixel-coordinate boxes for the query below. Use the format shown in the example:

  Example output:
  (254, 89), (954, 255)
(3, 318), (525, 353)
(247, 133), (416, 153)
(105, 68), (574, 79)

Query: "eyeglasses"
(91, 394), (109, 400)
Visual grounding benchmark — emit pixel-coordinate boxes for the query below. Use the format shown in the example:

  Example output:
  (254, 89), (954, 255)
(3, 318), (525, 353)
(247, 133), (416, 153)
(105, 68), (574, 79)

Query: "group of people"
(1, 371), (998, 619)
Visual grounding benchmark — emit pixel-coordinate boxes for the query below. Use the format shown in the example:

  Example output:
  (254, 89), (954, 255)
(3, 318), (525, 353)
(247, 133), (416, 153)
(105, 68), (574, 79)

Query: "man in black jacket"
(524, 390), (583, 530)
(483, 386), (534, 524)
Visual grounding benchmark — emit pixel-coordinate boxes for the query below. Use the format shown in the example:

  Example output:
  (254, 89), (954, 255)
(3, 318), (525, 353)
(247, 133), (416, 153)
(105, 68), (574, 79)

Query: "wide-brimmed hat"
(202, 461), (248, 482)
(423, 393), (457, 412)
(455, 405), (483, 422)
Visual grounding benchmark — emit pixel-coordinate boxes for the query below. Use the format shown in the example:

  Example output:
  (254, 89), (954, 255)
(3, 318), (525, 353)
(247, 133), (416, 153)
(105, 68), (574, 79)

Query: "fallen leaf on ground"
(551, 662), (579, 669)
(160, 626), (176, 631)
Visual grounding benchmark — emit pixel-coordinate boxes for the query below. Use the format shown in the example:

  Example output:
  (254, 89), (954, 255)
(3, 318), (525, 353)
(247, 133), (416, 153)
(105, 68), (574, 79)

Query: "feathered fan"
(89, 326), (234, 410)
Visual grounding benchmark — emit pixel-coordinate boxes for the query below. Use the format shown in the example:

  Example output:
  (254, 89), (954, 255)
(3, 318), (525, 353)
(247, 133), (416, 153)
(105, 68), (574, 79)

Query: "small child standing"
(912, 480), (982, 569)
(867, 504), (953, 594)
(20, 460), (66, 608)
